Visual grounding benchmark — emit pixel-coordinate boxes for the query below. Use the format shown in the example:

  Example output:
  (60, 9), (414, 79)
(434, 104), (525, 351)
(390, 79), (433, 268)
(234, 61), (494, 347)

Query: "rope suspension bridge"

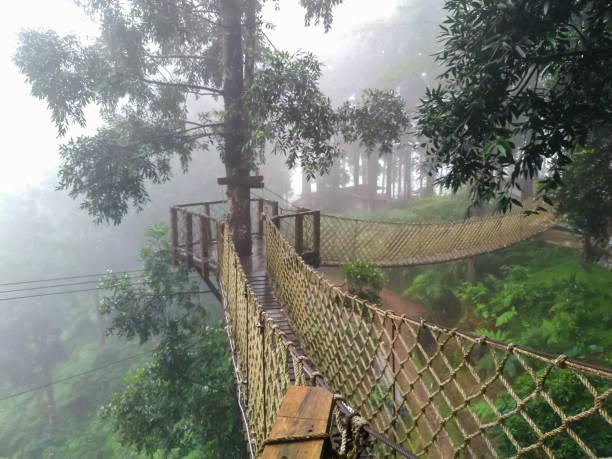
(170, 197), (612, 458)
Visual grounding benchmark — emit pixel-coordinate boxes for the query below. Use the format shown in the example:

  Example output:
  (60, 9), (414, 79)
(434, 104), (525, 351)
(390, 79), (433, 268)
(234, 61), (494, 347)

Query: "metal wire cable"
(0, 350), (155, 403)
(0, 289), (212, 302)
(0, 269), (145, 287)
(0, 275), (148, 295)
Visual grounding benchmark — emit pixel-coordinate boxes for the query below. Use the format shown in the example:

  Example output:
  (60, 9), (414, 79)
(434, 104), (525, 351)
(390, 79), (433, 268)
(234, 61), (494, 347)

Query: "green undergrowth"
(399, 241), (612, 367)
(347, 191), (495, 222)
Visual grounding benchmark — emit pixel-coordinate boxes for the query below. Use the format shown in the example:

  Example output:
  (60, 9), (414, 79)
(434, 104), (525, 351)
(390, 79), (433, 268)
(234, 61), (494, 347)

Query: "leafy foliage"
(341, 261), (387, 304)
(495, 370), (612, 457)
(100, 224), (242, 457)
(246, 51), (340, 177)
(339, 89), (410, 156)
(15, 0), (410, 227)
(554, 131), (612, 253)
(418, 0), (612, 210)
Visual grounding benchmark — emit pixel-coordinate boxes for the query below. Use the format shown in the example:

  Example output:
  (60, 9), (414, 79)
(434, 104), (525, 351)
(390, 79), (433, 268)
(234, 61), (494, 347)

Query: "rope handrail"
(263, 214), (612, 457)
(172, 198), (611, 457)
(216, 220), (410, 457)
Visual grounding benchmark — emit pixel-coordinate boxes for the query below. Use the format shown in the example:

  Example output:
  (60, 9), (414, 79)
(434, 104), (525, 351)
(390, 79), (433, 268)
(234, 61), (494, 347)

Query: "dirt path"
(379, 287), (428, 320)
(319, 267), (429, 319)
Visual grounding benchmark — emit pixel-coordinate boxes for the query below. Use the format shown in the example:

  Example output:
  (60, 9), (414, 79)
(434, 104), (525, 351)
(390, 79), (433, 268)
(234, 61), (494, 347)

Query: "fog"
(0, 1), (449, 456)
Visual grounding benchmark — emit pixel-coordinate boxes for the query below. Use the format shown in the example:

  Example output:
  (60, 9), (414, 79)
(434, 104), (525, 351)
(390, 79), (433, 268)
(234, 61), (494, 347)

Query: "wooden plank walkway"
(242, 235), (308, 383)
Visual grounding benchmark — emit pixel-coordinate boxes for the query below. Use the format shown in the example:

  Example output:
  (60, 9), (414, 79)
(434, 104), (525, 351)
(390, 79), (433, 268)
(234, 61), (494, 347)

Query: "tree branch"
(141, 78), (223, 94)
(523, 47), (612, 63)
(145, 53), (222, 63)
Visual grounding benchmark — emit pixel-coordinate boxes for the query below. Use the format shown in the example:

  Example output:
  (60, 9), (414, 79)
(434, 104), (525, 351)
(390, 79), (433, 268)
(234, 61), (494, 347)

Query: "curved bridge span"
(274, 200), (554, 267)
(171, 199), (612, 458)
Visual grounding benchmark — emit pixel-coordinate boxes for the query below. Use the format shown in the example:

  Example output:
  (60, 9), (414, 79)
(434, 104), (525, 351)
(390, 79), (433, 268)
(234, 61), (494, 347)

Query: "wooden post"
(204, 202), (213, 241)
(170, 207), (178, 266)
(313, 211), (321, 262)
(295, 213), (304, 255)
(200, 215), (209, 278)
(184, 211), (193, 268)
(258, 198), (264, 235)
(261, 386), (335, 459)
(272, 201), (279, 218)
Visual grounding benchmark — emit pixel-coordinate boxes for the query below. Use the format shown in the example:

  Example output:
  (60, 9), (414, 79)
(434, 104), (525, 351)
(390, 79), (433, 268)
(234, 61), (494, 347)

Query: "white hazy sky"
(0, 0), (394, 192)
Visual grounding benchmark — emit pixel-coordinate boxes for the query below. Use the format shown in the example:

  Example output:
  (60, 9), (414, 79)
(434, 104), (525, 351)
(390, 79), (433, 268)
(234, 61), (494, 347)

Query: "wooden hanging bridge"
(170, 198), (612, 458)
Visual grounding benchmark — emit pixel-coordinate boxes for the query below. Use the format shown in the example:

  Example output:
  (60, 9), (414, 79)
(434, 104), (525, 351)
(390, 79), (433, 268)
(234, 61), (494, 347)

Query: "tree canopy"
(15, 0), (409, 256)
(100, 224), (242, 457)
(417, 0), (612, 210)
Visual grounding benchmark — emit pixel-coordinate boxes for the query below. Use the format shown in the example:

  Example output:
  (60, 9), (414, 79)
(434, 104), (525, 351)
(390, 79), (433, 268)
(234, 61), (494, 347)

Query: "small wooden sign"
(217, 175), (264, 188)
(261, 386), (334, 459)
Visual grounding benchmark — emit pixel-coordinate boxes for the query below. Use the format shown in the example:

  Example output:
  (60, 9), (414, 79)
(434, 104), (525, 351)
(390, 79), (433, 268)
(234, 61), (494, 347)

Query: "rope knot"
(554, 354), (568, 368)
(309, 371), (322, 385)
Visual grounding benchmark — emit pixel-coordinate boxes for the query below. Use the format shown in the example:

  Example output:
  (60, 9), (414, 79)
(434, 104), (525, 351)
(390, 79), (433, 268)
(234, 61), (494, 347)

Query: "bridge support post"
(313, 211), (321, 267)
(170, 207), (178, 266)
(199, 215), (209, 278)
(261, 386), (334, 459)
(184, 211), (193, 268)
(295, 213), (304, 254)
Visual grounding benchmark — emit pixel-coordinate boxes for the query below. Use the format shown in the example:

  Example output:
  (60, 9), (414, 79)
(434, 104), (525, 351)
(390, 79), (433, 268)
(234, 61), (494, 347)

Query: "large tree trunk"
(222, 0), (251, 256)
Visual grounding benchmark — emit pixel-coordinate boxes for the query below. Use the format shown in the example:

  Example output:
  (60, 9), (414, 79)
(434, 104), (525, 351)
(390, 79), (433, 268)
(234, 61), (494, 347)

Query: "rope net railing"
(217, 220), (401, 457)
(264, 215), (612, 457)
(313, 201), (555, 266)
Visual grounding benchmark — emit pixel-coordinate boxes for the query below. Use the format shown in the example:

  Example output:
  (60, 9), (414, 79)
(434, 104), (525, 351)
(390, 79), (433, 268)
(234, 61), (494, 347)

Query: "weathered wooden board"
(261, 386), (334, 459)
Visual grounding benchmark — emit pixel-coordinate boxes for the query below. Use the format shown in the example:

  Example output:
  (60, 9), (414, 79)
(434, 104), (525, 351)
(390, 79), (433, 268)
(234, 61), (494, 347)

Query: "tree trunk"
(424, 173), (435, 197)
(353, 148), (360, 187)
(367, 153), (378, 200)
(43, 363), (57, 425)
(520, 176), (534, 200)
(580, 233), (593, 264)
(466, 257), (477, 283)
(404, 150), (412, 201)
(301, 172), (311, 196)
(222, 0), (251, 256)
(386, 156), (393, 199)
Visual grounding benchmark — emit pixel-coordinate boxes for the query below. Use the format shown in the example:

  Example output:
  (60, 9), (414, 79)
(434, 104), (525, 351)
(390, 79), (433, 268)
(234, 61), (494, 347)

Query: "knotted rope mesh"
(264, 215), (612, 457)
(315, 202), (554, 266)
(218, 221), (374, 457)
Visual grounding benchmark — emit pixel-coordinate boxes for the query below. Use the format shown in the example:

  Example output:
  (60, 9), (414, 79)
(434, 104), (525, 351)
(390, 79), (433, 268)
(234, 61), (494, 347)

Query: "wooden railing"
(272, 210), (321, 267)
(170, 198), (282, 278)
(170, 204), (218, 278)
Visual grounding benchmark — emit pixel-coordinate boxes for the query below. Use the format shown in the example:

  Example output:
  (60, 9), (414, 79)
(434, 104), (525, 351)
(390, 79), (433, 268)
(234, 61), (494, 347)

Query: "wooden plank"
(217, 175), (264, 187)
(261, 386), (334, 459)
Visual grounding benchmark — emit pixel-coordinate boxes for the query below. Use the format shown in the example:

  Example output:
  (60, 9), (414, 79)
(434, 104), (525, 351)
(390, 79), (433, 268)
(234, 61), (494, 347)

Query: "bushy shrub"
(341, 262), (387, 304)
